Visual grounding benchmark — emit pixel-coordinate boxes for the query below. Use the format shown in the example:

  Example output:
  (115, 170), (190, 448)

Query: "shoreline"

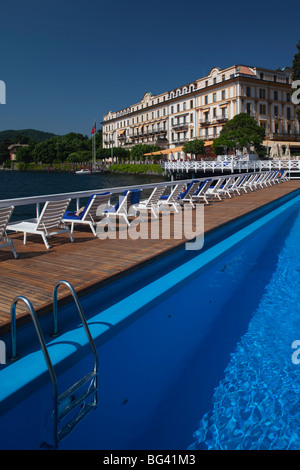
(1, 162), (164, 176)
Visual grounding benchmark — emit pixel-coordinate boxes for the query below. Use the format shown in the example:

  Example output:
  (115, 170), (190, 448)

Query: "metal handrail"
(10, 296), (58, 447)
(52, 280), (98, 392)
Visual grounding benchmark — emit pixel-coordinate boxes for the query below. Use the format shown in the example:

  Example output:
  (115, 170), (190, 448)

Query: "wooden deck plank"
(0, 180), (299, 336)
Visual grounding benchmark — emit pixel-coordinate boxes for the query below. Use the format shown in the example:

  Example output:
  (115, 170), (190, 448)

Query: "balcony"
(215, 113), (228, 122)
(172, 122), (189, 131)
(171, 138), (188, 145)
(268, 132), (300, 141)
(199, 117), (211, 126)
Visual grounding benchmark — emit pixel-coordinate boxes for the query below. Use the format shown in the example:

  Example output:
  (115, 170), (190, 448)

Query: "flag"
(91, 123), (96, 135)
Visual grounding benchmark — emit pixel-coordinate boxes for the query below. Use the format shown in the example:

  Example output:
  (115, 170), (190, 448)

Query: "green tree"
(130, 144), (160, 161)
(16, 144), (35, 163)
(0, 139), (13, 164)
(182, 139), (205, 159)
(212, 113), (265, 155)
(292, 39), (300, 121)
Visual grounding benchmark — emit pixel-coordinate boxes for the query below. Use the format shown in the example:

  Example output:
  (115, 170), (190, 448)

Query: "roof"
(143, 141), (213, 156)
(8, 143), (28, 150)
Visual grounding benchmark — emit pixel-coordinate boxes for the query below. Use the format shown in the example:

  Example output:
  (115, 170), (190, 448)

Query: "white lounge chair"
(206, 178), (225, 200)
(7, 199), (74, 249)
(229, 175), (247, 195)
(0, 206), (18, 258)
(159, 184), (186, 213)
(210, 177), (235, 199)
(241, 174), (258, 192)
(63, 192), (112, 235)
(136, 186), (167, 218)
(177, 181), (201, 208)
(100, 189), (142, 226)
(192, 180), (214, 204)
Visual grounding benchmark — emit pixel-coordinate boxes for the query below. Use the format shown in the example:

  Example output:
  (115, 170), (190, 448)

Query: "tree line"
(9, 115), (267, 165)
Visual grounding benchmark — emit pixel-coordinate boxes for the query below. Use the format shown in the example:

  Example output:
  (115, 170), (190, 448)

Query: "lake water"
(0, 170), (167, 220)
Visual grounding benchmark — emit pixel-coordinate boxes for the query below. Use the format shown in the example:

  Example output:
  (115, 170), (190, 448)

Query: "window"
(274, 75), (277, 82)
(183, 102), (186, 110)
(287, 92), (291, 102)
(259, 88), (266, 99)
(157, 110), (160, 118)
(274, 91), (278, 100)
(190, 100), (193, 108)
(260, 104), (266, 115)
(222, 74), (225, 81)
(213, 77), (217, 84)
(260, 72), (264, 80)
(171, 106), (174, 114)
(213, 93), (217, 102)
(205, 95), (208, 105)
(213, 108), (217, 118)
(152, 112), (154, 119)
(205, 80), (208, 87)
(274, 105), (279, 117)
(222, 90), (226, 100)
(260, 121), (266, 129)
(190, 129), (193, 139)
(177, 104), (180, 112)
(246, 87), (251, 97)
(288, 124), (291, 134)
(246, 103), (251, 115)
(287, 108), (291, 120)
(190, 113), (193, 122)
(275, 123), (279, 133)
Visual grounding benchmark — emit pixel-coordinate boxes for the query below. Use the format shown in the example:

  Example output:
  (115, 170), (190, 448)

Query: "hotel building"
(102, 64), (300, 159)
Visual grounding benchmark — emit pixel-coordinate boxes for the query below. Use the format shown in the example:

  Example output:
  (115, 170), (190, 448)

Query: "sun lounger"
(63, 192), (112, 235)
(159, 184), (186, 212)
(136, 186), (167, 218)
(206, 178), (225, 200)
(7, 199), (73, 249)
(177, 181), (201, 208)
(192, 180), (214, 204)
(101, 189), (142, 226)
(0, 206), (18, 258)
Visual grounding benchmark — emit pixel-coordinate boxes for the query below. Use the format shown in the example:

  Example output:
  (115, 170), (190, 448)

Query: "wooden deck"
(0, 180), (299, 336)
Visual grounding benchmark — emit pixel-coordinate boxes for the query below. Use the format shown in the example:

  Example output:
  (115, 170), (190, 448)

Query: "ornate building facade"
(102, 64), (300, 159)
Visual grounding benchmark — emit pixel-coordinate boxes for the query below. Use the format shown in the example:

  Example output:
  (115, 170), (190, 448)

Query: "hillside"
(0, 129), (58, 143)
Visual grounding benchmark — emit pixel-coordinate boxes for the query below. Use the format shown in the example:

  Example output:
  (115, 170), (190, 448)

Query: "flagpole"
(92, 119), (96, 168)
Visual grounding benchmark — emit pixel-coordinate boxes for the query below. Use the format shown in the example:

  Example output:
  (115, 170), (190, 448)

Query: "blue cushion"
(63, 211), (82, 221)
(104, 189), (142, 213)
(64, 192), (111, 220)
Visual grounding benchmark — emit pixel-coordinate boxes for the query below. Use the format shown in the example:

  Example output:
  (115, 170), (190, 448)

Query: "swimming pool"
(0, 190), (299, 450)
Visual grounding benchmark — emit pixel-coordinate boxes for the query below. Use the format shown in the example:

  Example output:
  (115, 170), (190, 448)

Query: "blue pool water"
(0, 190), (299, 450)
(189, 204), (300, 450)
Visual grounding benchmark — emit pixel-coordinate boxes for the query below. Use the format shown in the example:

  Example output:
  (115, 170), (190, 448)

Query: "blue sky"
(0, 0), (299, 136)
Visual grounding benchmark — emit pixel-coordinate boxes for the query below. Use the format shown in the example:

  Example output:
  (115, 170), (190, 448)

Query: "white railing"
(0, 172), (265, 217)
(163, 160), (300, 174)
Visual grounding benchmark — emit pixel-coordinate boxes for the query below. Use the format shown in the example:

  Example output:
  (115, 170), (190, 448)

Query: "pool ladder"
(10, 280), (98, 450)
